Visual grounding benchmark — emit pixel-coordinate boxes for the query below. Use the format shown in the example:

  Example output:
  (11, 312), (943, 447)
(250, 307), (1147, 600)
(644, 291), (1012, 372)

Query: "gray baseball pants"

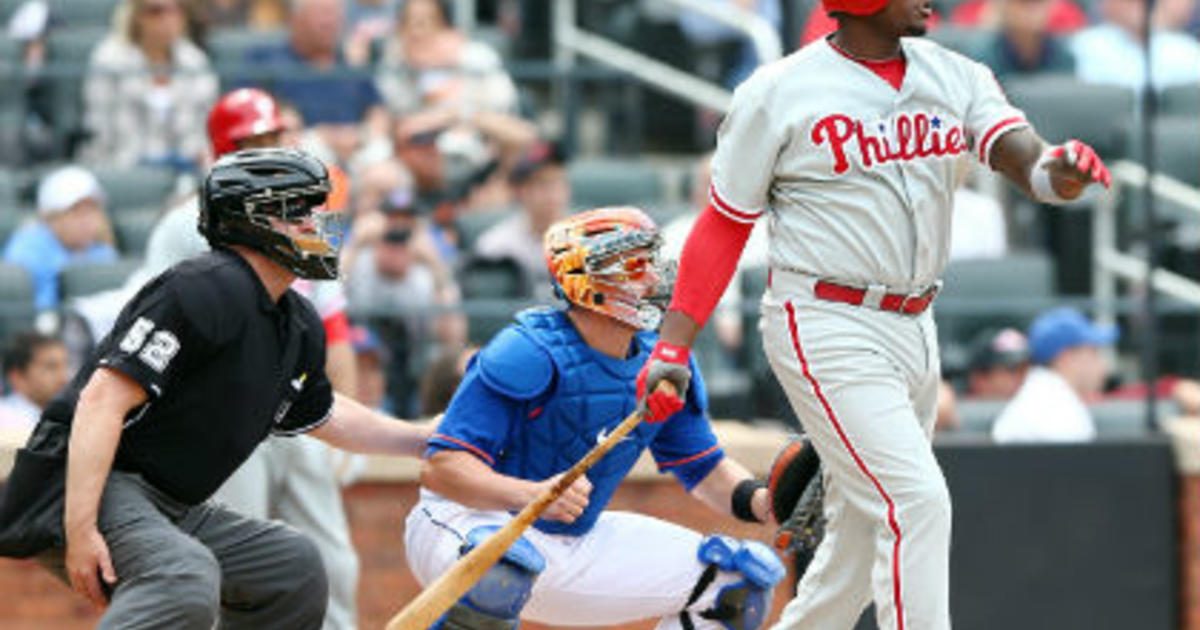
(39, 471), (328, 630)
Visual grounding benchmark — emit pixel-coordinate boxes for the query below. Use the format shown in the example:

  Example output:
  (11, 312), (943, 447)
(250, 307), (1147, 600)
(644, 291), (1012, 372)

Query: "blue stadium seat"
(94, 166), (176, 213)
(0, 261), (35, 343)
(1161, 83), (1200, 117)
(568, 159), (664, 208)
(1005, 76), (1135, 160)
(58, 257), (141, 300)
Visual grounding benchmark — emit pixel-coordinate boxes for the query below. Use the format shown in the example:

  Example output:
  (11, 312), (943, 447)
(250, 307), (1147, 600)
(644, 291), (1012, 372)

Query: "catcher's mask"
(544, 206), (673, 330)
(200, 148), (345, 280)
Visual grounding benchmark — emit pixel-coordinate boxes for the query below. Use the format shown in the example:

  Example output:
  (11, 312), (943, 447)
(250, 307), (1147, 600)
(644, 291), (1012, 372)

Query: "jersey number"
(118, 317), (181, 373)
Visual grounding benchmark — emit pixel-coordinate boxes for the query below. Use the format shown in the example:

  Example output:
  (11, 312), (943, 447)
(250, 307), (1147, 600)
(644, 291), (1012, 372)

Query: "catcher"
(405, 206), (785, 629)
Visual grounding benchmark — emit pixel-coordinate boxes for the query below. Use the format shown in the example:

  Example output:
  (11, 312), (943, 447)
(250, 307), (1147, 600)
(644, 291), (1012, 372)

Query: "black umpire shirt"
(39, 248), (334, 505)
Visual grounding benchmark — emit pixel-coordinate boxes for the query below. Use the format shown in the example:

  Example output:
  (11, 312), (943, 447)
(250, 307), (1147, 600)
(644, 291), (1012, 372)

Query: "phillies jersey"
(710, 36), (1028, 293)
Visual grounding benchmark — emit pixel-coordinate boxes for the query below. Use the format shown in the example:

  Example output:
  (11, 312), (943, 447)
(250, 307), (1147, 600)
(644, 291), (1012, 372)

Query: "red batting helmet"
(207, 88), (285, 158)
(823, 0), (890, 15)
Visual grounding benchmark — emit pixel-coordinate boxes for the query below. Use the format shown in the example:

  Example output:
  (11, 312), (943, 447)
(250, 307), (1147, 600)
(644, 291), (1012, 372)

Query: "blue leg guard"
(430, 525), (546, 630)
(680, 535), (786, 630)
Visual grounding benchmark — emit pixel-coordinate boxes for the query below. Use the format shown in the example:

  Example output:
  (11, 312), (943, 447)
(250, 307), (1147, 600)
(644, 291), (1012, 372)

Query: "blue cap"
(1028, 307), (1118, 364)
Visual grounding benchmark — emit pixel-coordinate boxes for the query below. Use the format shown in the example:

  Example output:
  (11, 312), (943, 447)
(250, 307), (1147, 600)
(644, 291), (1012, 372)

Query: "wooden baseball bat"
(384, 383), (678, 630)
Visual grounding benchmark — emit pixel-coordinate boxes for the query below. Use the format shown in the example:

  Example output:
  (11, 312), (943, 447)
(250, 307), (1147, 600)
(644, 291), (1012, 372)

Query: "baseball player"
(404, 207), (785, 629)
(0, 148), (430, 630)
(635, 0), (1113, 628)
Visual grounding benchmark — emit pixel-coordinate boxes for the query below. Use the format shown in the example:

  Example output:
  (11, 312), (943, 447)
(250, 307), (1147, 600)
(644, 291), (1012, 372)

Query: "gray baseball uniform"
(710, 37), (1027, 630)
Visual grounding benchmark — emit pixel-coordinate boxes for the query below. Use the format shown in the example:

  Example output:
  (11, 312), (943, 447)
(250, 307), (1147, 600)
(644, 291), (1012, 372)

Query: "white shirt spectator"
(0, 392), (40, 430)
(992, 366), (1097, 443)
(1071, 25), (1200, 91)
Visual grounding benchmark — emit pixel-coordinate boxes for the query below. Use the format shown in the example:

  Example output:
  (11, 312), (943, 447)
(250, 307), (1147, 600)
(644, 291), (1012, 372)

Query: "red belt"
(813, 281), (939, 315)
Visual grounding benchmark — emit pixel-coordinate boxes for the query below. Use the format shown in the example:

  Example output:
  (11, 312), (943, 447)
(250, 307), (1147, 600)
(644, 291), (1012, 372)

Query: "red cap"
(207, 88), (285, 158)
(823, 0), (891, 16)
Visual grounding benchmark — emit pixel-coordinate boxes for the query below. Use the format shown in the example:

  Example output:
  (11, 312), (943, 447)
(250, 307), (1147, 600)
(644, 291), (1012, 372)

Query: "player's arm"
(308, 392), (433, 458)
(64, 368), (147, 608)
(421, 450), (592, 524)
(690, 458), (770, 523)
(988, 127), (1111, 203)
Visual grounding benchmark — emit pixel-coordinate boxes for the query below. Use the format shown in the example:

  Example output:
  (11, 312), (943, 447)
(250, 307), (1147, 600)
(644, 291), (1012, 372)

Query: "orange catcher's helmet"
(544, 206), (673, 329)
(207, 88), (285, 158)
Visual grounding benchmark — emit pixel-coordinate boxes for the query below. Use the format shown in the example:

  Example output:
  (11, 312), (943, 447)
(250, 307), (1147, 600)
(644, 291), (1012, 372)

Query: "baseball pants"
(213, 435), (360, 630)
(404, 491), (745, 629)
(37, 471), (327, 630)
(760, 271), (951, 630)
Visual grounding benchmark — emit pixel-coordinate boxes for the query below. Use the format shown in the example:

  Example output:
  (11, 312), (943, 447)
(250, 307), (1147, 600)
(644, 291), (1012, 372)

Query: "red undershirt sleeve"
(667, 204), (756, 328)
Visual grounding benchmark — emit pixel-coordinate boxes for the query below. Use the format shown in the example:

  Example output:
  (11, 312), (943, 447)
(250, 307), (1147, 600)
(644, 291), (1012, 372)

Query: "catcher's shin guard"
(432, 526), (546, 630)
(680, 535), (786, 630)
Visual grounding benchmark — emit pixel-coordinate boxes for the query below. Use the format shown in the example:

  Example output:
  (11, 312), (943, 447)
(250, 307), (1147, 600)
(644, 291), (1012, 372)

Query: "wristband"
(1030, 146), (1068, 204)
(732, 478), (766, 523)
(650, 340), (690, 365)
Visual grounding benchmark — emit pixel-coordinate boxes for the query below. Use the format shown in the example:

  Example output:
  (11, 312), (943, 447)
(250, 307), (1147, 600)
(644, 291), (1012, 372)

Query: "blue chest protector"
(476, 308), (667, 536)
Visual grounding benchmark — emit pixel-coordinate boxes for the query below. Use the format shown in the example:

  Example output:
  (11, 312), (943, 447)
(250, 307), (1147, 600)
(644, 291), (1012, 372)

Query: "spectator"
(244, 0), (388, 164)
(992, 308), (1117, 443)
(966, 327), (1032, 399)
(80, 0), (218, 170)
(351, 324), (392, 412)
(5, 1), (54, 161)
(374, 0), (534, 179)
(205, 0), (290, 30)
(1071, 0), (1200, 91)
(678, 0), (783, 88)
(949, 0), (1088, 35)
(343, 188), (466, 352)
(344, 0), (398, 64)
(3, 166), (118, 311)
(474, 141), (570, 299)
(417, 343), (477, 416)
(0, 331), (69, 429)
(973, 0), (1077, 79)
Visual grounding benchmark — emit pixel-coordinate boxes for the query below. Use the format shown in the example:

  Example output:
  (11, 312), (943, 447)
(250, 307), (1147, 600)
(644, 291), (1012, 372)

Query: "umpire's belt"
(770, 268), (941, 316)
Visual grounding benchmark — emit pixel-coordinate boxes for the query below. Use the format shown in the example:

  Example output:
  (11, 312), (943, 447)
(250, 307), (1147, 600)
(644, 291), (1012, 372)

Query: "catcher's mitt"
(768, 436), (826, 578)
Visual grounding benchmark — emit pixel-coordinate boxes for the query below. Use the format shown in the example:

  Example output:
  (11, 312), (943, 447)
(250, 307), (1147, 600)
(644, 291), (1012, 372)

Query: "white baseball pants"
(760, 272), (951, 630)
(404, 491), (744, 629)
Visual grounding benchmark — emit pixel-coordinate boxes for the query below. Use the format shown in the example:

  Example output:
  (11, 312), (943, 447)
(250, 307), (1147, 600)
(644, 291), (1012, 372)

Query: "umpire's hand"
(636, 341), (691, 423)
(66, 524), (117, 609)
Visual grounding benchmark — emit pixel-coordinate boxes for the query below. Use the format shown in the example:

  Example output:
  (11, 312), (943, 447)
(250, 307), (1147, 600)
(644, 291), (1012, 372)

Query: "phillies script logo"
(811, 112), (967, 175)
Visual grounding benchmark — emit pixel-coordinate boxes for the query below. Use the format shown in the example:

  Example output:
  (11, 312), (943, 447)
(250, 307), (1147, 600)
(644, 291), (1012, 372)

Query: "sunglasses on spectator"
(142, 2), (179, 16)
(384, 229), (413, 245)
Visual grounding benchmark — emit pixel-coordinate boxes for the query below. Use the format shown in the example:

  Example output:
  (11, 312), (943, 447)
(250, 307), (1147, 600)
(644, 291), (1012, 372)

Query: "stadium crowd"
(1, 0), (1198, 434)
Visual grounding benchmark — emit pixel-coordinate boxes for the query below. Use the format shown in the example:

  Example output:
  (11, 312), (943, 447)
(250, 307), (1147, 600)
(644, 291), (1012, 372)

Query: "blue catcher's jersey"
(427, 308), (724, 536)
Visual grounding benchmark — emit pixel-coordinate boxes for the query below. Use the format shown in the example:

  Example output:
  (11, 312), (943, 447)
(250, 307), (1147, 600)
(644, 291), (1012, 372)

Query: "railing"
(551, 0), (783, 114)
(1092, 160), (1200, 327)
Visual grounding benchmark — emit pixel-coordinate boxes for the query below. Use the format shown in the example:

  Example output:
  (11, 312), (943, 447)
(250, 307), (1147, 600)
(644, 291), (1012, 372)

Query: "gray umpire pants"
(38, 471), (328, 630)
(212, 435), (359, 630)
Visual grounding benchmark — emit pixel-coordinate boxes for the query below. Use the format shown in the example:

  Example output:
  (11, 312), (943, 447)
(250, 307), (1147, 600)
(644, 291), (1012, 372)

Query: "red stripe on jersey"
(657, 445), (721, 469)
(710, 185), (762, 223)
(431, 434), (496, 466)
(784, 301), (907, 630)
(978, 116), (1026, 164)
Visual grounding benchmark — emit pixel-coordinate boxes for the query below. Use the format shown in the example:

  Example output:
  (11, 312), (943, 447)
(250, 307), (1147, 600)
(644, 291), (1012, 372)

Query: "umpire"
(0, 148), (431, 629)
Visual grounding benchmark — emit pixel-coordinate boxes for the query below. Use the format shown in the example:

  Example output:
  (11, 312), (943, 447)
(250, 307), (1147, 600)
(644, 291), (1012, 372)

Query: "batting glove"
(1054, 139), (1112, 188)
(636, 341), (691, 423)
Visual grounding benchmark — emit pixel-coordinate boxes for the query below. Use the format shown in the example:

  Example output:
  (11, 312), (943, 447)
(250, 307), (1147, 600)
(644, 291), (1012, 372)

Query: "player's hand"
(65, 524), (117, 610)
(1046, 139), (1112, 197)
(540, 474), (593, 524)
(636, 341), (691, 423)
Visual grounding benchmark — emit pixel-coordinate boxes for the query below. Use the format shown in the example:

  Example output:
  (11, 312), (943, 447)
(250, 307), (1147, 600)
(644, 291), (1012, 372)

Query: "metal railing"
(552, 0), (783, 114)
(1092, 160), (1200, 326)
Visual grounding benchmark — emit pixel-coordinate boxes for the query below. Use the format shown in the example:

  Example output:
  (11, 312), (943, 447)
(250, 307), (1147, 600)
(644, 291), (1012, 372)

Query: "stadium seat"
(458, 257), (529, 345)
(1160, 83), (1200, 117)
(928, 26), (982, 59)
(936, 252), (1057, 344)
(0, 262), (35, 343)
(58, 258), (141, 300)
(1091, 398), (1179, 437)
(46, 26), (107, 155)
(954, 399), (1008, 434)
(568, 159), (664, 208)
(207, 28), (288, 87)
(1004, 77), (1134, 161)
(113, 206), (162, 256)
(455, 207), (513, 253)
(0, 208), (31, 248)
(1148, 116), (1200, 187)
(55, 0), (122, 28)
(0, 167), (16, 209)
(94, 166), (176, 213)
